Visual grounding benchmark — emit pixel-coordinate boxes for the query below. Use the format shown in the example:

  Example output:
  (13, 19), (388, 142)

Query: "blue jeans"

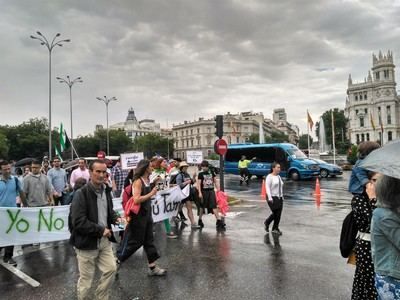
(375, 273), (400, 299)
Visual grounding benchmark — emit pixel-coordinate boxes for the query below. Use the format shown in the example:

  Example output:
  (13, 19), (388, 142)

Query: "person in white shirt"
(69, 158), (90, 188)
(264, 162), (284, 235)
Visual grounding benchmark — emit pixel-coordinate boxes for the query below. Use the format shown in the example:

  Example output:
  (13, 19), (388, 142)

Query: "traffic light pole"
(219, 154), (225, 191)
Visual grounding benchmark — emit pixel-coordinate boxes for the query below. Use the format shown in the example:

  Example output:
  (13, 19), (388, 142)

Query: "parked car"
(312, 159), (343, 178)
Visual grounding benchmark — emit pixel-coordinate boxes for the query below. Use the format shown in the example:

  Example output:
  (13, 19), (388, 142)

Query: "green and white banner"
(0, 185), (189, 247)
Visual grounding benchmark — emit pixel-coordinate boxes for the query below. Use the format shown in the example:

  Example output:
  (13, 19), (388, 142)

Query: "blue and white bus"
(225, 143), (320, 180)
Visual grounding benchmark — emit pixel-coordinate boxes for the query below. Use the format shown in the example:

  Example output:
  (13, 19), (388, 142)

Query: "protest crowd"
(1, 139), (400, 300)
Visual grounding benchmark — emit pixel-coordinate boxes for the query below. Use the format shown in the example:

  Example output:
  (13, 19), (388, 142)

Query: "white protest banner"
(151, 185), (189, 223)
(0, 206), (70, 247)
(0, 185), (190, 247)
(186, 150), (203, 164)
(120, 152), (144, 170)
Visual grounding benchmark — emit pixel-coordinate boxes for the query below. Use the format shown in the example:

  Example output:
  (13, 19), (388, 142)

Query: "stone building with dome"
(345, 50), (400, 145)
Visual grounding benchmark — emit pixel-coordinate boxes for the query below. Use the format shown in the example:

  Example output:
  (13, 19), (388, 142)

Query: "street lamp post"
(30, 31), (70, 161)
(56, 76), (83, 160)
(96, 96), (117, 156)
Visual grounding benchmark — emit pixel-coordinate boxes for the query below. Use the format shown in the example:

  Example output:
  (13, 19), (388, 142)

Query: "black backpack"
(339, 210), (358, 258)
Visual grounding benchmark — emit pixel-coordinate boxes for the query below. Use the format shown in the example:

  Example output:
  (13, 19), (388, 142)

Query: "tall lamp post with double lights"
(56, 76), (83, 160)
(96, 96), (117, 156)
(30, 31), (70, 161)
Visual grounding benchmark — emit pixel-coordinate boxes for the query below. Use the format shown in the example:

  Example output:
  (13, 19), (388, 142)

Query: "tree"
(298, 134), (313, 150)
(132, 133), (174, 158)
(0, 132), (9, 159)
(247, 131), (289, 144)
(315, 108), (350, 154)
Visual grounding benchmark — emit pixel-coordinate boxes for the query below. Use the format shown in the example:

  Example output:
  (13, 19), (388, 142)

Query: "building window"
(364, 93), (367, 100)
(207, 138), (211, 145)
(361, 134), (365, 142)
(190, 129), (193, 135)
(355, 95), (358, 101)
(355, 109), (359, 115)
(366, 133), (370, 141)
(186, 130), (188, 136)
(388, 131), (393, 141)
(384, 70), (389, 79)
(237, 136), (240, 143)
(197, 128), (200, 134)
(207, 127), (211, 133)
(181, 131), (184, 136)
(364, 108), (367, 114)
(191, 139), (194, 147)
(228, 136), (231, 144)
(376, 72), (380, 80)
(379, 132), (382, 144)
(360, 117), (364, 127)
(387, 105), (391, 124)
(356, 134), (360, 144)
(181, 141), (184, 147)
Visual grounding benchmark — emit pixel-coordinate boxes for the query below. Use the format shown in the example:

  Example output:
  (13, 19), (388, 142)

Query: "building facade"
(345, 51), (400, 145)
(272, 108), (300, 144)
(172, 111), (297, 159)
(110, 108), (161, 140)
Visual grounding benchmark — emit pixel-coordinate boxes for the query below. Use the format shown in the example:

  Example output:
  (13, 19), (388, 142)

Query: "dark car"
(312, 159), (343, 178)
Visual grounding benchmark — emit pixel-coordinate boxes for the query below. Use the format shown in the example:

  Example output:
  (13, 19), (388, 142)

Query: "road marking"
(0, 261), (40, 287)
(224, 212), (245, 218)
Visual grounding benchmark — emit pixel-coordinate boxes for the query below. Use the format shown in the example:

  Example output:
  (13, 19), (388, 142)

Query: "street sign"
(214, 139), (228, 156)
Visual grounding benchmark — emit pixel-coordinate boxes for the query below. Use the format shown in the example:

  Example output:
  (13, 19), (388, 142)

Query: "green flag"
(54, 146), (63, 161)
(60, 123), (66, 152)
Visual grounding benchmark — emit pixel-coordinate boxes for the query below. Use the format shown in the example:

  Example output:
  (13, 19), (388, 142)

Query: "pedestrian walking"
(111, 158), (129, 198)
(152, 157), (177, 239)
(351, 172), (379, 300)
(70, 158), (90, 188)
(47, 156), (68, 205)
(0, 161), (26, 266)
(69, 159), (121, 300)
(371, 174), (400, 298)
(23, 159), (54, 207)
(117, 159), (167, 276)
(197, 160), (225, 230)
(175, 161), (201, 229)
(264, 162), (284, 235)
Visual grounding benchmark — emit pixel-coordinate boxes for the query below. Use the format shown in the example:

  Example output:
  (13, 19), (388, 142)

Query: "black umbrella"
(359, 139), (400, 179)
(14, 157), (36, 167)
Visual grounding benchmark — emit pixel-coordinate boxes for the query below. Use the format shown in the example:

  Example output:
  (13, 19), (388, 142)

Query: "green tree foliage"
(132, 133), (174, 158)
(0, 132), (9, 159)
(315, 108), (350, 154)
(0, 118), (57, 160)
(74, 129), (134, 157)
(248, 131), (289, 144)
(298, 134), (313, 150)
(347, 144), (358, 165)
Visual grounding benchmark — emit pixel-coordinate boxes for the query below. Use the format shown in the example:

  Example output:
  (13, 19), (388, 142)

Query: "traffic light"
(215, 115), (223, 138)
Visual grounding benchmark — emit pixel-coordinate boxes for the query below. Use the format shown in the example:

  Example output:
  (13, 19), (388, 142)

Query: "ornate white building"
(345, 51), (400, 145)
(110, 108), (161, 140)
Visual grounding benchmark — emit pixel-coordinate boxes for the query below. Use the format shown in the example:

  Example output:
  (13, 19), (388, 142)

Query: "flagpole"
(331, 110), (336, 165)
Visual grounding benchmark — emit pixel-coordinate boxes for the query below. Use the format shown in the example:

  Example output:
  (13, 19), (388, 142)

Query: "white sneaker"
(148, 265), (167, 276)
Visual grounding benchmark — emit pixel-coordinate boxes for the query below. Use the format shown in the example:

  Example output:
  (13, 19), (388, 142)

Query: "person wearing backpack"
(175, 161), (201, 229)
(117, 159), (166, 276)
(350, 171), (379, 300)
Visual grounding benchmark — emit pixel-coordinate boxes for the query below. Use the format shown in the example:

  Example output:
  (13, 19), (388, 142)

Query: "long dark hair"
(133, 159), (150, 181)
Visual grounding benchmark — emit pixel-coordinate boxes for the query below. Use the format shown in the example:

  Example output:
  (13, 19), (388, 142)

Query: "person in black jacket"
(70, 159), (120, 300)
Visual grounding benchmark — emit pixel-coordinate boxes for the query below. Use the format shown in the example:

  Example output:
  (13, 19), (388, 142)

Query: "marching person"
(47, 156), (68, 205)
(264, 162), (284, 235)
(117, 159), (166, 276)
(69, 159), (120, 300)
(371, 174), (400, 298)
(70, 158), (90, 188)
(0, 160), (26, 266)
(197, 160), (225, 230)
(175, 161), (201, 229)
(23, 159), (54, 207)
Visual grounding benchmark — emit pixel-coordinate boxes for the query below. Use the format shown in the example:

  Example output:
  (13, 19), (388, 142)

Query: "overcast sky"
(1, 0), (400, 138)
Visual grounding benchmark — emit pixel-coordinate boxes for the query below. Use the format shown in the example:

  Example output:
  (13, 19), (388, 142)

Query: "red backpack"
(122, 184), (140, 217)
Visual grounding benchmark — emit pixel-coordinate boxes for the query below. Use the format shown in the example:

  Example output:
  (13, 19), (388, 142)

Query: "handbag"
(123, 185), (140, 217)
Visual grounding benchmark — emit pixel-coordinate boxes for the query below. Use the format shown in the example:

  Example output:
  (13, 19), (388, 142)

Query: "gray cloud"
(1, 0), (400, 139)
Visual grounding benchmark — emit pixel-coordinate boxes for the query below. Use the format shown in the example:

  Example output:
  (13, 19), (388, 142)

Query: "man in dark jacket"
(70, 159), (120, 300)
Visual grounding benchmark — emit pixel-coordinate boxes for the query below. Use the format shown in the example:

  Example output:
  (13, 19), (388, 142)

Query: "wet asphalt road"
(0, 172), (355, 300)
